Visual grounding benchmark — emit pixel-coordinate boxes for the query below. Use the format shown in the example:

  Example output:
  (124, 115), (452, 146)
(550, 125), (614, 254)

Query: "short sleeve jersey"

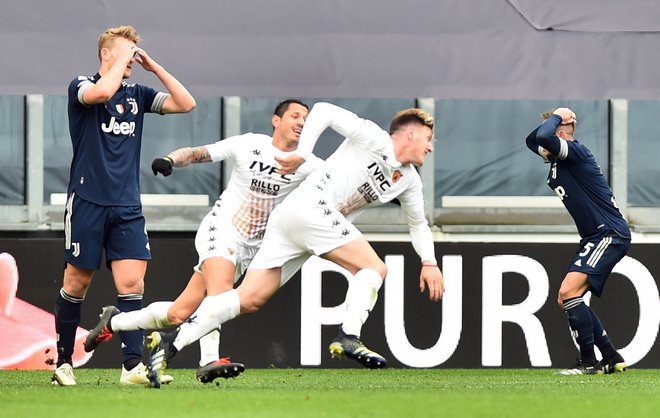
(206, 133), (321, 244)
(66, 73), (167, 206)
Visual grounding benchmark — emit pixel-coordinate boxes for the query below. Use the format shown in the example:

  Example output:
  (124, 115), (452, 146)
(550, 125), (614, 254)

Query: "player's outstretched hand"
(152, 157), (174, 176)
(419, 265), (445, 302)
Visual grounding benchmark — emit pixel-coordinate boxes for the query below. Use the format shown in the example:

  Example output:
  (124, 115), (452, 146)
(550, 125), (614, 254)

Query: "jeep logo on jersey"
(101, 116), (136, 136)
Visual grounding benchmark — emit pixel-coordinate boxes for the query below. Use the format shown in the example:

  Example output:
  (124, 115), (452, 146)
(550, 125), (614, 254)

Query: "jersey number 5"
(578, 242), (594, 257)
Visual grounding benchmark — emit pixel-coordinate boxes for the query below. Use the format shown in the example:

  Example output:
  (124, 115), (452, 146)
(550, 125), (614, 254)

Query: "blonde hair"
(97, 25), (141, 61)
(541, 109), (556, 120)
(389, 108), (434, 135)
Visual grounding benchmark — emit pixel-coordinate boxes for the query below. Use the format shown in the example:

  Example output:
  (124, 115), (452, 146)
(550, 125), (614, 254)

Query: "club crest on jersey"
(392, 170), (402, 183)
(127, 97), (138, 115)
(114, 98), (138, 115)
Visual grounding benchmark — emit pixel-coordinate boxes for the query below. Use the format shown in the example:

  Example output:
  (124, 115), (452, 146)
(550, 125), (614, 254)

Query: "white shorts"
(194, 210), (258, 284)
(249, 195), (362, 286)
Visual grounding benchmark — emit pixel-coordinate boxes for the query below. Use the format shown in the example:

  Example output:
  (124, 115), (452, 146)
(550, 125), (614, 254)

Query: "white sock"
(198, 328), (221, 367)
(173, 289), (240, 351)
(110, 301), (173, 331)
(341, 268), (383, 337)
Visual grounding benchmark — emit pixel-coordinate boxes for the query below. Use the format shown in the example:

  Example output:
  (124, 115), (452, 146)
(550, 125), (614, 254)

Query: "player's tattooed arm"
(167, 146), (212, 167)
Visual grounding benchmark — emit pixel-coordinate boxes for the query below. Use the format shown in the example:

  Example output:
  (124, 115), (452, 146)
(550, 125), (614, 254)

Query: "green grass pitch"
(1, 368), (659, 418)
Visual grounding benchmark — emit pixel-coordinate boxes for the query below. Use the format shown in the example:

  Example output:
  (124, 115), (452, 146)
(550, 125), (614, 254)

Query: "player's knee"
(557, 292), (568, 307)
(557, 287), (579, 308)
(115, 277), (145, 294)
(63, 268), (92, 296)
(62, 277), (91, 297)
(63, 282), (89, 297)
(373, 261), (387, 280)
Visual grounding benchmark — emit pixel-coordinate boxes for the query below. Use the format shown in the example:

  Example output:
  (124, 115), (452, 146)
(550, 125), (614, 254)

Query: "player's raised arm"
(134, 46), (196, 114)
(82, 40), (137, 105)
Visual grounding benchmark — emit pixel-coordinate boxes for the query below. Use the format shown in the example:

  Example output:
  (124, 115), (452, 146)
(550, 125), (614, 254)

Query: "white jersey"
(294, 102), (435, 262)
(193, 132), (321, 279)
(206, 132), (320, 245)
(297, 137), (422, 221)
(248, 103), (436, 277)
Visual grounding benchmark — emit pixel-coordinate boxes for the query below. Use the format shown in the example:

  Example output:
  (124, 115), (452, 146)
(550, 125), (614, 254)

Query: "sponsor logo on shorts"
(71, 242), (80, 257)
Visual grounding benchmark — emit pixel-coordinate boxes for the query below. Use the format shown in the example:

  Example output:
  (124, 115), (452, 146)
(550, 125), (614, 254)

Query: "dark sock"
(54, 288), (83, 367)
(163, 330), (180, 361)
(563, 297), (596, 365)
(589, 307), (619, 361)
(123, 358), (142, 371)
(117, 294), (144, 367)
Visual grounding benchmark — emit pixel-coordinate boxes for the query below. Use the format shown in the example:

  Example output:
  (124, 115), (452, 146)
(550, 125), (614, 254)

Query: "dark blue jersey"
(525, 114), (630, 242)
(67, 73), (168, 206)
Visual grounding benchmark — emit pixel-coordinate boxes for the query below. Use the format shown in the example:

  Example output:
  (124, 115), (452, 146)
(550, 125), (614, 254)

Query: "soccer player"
(143, 102), (445, 387)
(525, 107), (630, 375)
(84, 99), (323, 385)
(52, 25), (196, 386)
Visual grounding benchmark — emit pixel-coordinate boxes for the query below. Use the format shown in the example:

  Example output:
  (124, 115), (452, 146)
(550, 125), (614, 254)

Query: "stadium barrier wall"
(1, 233), (658, 369)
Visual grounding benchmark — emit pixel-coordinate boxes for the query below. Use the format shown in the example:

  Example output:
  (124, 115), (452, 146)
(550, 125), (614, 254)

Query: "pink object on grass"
(0, 252), (92, 369)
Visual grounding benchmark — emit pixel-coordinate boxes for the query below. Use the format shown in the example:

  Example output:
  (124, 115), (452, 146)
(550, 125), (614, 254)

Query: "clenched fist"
(152, 156), (174, 176)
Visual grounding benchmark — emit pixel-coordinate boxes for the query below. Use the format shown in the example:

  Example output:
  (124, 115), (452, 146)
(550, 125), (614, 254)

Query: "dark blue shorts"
(63, 193), (151, 270)
(567, 235), (630, 297)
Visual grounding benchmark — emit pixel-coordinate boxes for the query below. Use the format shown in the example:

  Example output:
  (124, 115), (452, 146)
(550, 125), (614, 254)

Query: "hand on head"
(553, 107), (577, 125)
(134, 47), (162, 73)
(113, 40), (137, 64)
(113, 40), (159, 72)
